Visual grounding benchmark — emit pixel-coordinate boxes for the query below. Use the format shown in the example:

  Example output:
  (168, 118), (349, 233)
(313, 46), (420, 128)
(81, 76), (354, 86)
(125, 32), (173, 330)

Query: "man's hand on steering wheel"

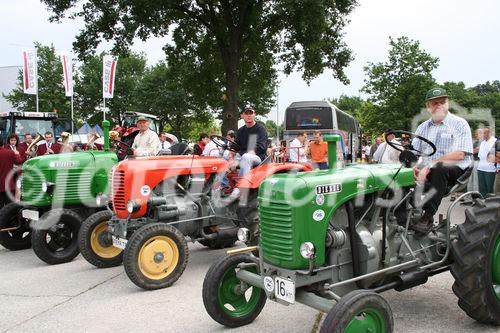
(209, 135), (241, 153)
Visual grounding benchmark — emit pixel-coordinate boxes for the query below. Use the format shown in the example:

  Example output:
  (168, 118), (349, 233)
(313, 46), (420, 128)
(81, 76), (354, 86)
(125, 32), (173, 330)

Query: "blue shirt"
(412, 112), (473, 170)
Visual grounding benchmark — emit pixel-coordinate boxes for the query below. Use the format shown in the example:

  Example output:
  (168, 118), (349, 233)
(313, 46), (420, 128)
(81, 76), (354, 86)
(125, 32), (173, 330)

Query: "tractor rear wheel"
(123, 223), (188, 290)
(203, 254), (266, 328)
(78, 210), (123, 268)
(0, 203), (31, 250)
(451, 196), (500, 325)
(31, 209), (81, 265)
(320, 289), (393, 333)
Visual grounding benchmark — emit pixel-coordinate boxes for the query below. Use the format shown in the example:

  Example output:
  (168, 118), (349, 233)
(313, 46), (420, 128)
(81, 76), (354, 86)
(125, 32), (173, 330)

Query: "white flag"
(60, 51), (73, 97)
(103, 55), (118, 98)
(22, 49), (37, 95)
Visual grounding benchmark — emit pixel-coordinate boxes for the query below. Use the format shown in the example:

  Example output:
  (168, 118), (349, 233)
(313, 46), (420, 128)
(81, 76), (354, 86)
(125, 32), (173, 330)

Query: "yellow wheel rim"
(138, 235), (179, 280)
(90, 222), (123, 258)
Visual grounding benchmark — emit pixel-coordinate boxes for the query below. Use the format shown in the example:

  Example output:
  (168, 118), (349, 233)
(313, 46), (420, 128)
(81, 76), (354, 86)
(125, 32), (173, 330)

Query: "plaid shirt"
(412, 112), (473, 170)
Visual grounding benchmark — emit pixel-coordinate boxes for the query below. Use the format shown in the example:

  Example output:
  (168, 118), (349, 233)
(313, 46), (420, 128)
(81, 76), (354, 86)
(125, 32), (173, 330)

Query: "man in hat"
(372, 128), (401, 164)
(132, 116), (161, 156)
(411, 88), (473, 234)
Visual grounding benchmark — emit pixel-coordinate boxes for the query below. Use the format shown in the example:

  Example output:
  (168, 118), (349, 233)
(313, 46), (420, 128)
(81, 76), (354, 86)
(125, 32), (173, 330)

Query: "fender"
(236, 163), (313, 189)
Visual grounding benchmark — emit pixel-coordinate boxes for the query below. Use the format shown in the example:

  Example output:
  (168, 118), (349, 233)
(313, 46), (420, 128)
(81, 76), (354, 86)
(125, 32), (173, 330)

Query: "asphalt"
(1, 197), (499, 333)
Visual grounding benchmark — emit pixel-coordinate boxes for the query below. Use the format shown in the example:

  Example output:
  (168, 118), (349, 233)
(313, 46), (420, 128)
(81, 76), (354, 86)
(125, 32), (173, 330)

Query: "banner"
(60, 51), (73, 97)
(102, 55), (118, 98)
(22, 49), (37, 95)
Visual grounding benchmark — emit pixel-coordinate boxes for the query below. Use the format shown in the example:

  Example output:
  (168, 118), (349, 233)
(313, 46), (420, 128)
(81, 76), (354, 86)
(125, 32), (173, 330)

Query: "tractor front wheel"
(123, 223), (188, 290)
(0, 203), (31, 250)
(320, 289), (393, 333)
(451, 196), (500, 325)
(78, 210), (123, 268)
(203, 254), (266, 328)
(31, 209), (82, 265)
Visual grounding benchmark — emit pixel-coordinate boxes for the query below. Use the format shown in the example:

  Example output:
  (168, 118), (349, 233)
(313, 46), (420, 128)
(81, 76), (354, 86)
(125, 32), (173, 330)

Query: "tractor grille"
(53, 172), (92, 202)
(112, 170), (126, 212)
(259, 200), (294, 263)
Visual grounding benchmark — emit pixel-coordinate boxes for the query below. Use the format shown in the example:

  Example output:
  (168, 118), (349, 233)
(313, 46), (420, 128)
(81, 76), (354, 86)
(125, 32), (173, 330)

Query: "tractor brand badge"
(315, 194), (325, 206)
(140, 185), (151, 196)
(49, 161), (78, 168)
(263, 276), (274, 292)
(315, 183), (342, 195)
(313, 209), (325, 221)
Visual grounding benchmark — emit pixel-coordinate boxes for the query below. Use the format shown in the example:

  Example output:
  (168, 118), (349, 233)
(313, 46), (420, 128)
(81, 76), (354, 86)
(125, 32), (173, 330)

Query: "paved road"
(1, 198), (499, 333)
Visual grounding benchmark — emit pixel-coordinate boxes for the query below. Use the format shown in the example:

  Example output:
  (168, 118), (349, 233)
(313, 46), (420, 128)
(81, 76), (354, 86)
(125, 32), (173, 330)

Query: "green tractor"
(203, 133), (500, 332)
(0, 120), (117, 265)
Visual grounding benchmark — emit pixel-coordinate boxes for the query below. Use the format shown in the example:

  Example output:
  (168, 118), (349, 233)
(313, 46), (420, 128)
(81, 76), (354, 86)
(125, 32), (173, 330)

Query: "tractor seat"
(444, 165), (473, 196)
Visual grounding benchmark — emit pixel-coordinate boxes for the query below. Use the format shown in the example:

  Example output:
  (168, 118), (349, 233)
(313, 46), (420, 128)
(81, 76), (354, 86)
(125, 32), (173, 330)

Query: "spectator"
(0, 136), (22, 207)
(289, 131), (308, 163)
(477, 127), (496, 197)
(17, 133), (34, 162)
(308, 131), (328, 170)
(193, 133), (210, 156)
(494, 137), (500, 195)
(202, 131), (223, 157)
(369, 136), (383, 161)
(37, 132), (61, 155)
(467, 128), (484, 193)
(159, 132), (172, 151)
(60, 132), (74, 153)
(226, 130), (236, 140)
(132, 117), (161, 156)
(372, 129), (401, 164)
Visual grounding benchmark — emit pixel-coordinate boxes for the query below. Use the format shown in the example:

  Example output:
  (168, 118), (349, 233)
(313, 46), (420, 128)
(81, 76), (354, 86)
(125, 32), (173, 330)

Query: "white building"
(0, 66), (21, 112)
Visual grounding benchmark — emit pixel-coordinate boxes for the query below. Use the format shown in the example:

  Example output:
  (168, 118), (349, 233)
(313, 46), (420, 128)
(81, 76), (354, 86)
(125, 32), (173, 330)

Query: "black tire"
(0, 203), (31, 250)
(31, 209), (82, 265)
(202, 254), (266, 328)
(451, 196), (500, 325)
(123, 223), (188, 290)
(320, 289), (394, 333)
(236, 189), (259, 246)
(78, 210), (123, 268)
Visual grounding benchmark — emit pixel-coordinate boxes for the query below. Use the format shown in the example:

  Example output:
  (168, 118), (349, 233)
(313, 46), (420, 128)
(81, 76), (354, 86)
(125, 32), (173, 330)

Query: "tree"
(135, 62), (215, 140)
(4, 43), (71, 116)
(361, 36), (439, 133)
(329, 94), (363, 116)
(42, 0), (358, 133)
(76, 52), (147, 125)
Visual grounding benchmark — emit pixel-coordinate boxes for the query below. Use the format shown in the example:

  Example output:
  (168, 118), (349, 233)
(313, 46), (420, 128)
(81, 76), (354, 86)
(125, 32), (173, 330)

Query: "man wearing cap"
(411, 88), (473, 234)
(228, 105), (268, 197)
(372, 129), (401, 164)
(132, 116), (161, 156)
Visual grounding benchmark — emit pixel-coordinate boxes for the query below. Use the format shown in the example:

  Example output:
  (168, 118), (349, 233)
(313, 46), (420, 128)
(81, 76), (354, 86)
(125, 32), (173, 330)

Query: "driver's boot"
(410, 211), (434, 235)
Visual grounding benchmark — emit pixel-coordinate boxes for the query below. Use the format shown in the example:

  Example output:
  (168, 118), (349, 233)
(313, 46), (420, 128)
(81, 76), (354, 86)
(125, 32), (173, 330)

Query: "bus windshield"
(285, 107), (333, 131)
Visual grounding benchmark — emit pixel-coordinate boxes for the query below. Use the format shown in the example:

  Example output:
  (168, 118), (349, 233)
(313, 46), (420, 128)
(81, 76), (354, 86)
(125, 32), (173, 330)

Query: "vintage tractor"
(78, 136), (313, 290)
(0, 121), (118, 265)
(202, 133), (500, 332)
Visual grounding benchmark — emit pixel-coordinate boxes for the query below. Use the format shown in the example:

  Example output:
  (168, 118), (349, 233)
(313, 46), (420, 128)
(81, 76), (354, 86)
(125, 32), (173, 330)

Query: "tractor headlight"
(96, 193), (108, 207)
(126, 200), (140, 214)
(237, 228), (250, 243)
(41, 181), (55, 194)
(300, 242), (315, 259)
(16, 177), (22, 190)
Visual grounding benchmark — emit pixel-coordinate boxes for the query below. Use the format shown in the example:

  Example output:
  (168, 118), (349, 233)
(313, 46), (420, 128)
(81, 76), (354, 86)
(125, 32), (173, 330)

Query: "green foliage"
(329, 95), (363, 116)
(42, 0), (358, 133)
(4, 43), (71, 116)
(263, 119), (284, 140)
(360, 36), (439, 135)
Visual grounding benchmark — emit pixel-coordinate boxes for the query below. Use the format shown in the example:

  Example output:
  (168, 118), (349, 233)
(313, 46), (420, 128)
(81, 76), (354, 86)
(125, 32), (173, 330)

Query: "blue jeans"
(239, 153), (262, 177)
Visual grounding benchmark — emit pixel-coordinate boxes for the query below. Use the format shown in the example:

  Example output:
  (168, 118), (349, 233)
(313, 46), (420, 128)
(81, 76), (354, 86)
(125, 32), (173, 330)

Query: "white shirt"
(289, 138), (307, 163)
(132, 129), (161, 156)
(202, 139), (230, 159)
(159, 140), (171, 151)
(477, 136), (496, 172)
(373, 141), (400, 164)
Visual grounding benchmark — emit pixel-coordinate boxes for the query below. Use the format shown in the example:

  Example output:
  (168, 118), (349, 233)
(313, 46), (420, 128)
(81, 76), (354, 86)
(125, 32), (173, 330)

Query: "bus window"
(285, 107), (333, 131)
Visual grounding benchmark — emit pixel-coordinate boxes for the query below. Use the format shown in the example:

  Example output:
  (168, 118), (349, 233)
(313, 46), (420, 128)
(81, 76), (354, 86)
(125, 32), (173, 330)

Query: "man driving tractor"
(411, 88), (473, 234)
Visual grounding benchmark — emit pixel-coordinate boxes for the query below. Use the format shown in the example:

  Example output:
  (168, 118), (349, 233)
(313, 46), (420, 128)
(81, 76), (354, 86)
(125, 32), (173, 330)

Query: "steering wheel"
(385, 130), (436, 158)
(209, 135), (241, 153)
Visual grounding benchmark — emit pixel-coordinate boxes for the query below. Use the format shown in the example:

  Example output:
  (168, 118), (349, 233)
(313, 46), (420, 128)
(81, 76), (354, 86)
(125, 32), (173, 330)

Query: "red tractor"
(78, 136), (313, 290)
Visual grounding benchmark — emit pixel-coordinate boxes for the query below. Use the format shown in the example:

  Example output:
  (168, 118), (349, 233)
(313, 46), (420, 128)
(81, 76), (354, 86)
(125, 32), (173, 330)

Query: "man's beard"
(431, 108), (447, 122)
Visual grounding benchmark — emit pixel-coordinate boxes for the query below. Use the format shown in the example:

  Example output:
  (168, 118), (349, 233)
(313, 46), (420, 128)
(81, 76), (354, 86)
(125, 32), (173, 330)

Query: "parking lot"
(1, 198), (499, 333)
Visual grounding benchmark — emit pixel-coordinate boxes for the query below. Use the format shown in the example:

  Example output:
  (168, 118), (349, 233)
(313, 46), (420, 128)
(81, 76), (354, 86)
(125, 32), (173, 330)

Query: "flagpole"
(35, 49), (39, 113)
(71, 94), (74, 133)
(36, 93), (39, 113)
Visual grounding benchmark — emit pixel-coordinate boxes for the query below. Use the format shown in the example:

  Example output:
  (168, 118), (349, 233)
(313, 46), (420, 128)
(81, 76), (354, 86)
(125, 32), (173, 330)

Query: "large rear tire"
(123, 223), (188, 290)
(203, 254), (266, 328)
(320, 289), (393, 333)
(78, 210), (123, 268)
(31, 209), (82, 265)
(451, 196), (500, 325)
(0, 203), (31, 250)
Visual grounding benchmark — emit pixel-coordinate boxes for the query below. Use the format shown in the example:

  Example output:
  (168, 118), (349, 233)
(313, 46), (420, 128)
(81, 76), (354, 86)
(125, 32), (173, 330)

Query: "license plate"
(22, 209), (39, 221)
(112, 236), (127, 250)
(274, 277), (295, 304)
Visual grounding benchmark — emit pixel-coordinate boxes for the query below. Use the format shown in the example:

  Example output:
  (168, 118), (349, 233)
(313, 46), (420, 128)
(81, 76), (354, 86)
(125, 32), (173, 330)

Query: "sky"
(1, 0), (499, 125)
